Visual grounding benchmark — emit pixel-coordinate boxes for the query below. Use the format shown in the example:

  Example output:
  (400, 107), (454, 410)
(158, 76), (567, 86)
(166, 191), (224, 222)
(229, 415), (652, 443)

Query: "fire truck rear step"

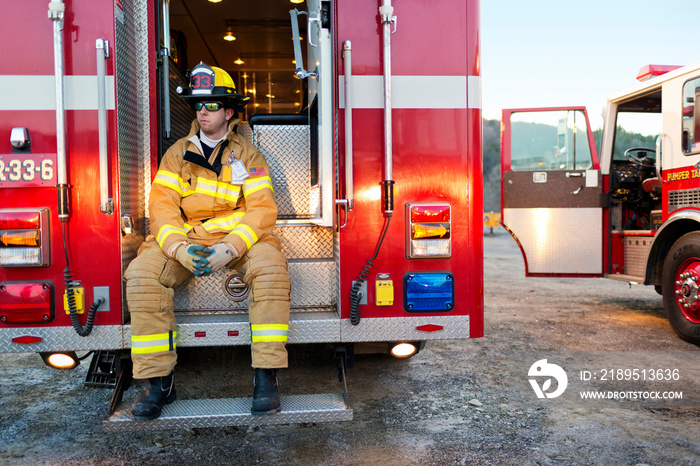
(104, 392), (352, 431)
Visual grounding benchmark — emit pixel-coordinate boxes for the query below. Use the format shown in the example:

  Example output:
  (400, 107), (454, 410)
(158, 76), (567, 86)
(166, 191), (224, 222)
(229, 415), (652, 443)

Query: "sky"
(480, 0), (697, 133)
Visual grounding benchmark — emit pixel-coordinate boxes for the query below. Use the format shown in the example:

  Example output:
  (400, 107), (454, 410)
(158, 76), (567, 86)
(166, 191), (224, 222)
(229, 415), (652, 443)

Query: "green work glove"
(203, 243), (238, 274)
(175, 243), (211, 276)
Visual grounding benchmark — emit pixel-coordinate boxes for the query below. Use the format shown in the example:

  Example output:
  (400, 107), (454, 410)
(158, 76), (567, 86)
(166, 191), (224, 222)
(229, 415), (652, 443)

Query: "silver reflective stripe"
(130, 337), (171, 349)
(0, 75), (116, 110)
(252, 329), (288, 337)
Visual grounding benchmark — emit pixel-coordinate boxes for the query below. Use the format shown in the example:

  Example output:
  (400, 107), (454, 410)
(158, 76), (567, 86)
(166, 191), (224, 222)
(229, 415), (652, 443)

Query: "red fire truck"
(0, 0), (483, 428)
(501, 63), (700, 346)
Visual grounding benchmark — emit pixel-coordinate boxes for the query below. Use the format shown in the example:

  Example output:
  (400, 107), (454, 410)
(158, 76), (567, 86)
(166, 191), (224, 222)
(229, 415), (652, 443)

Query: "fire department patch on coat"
(249, 166), (268, 177)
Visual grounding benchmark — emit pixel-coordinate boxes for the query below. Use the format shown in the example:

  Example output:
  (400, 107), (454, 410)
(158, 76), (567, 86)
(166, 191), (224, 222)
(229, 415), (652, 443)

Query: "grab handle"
(96, 38), (113, 215)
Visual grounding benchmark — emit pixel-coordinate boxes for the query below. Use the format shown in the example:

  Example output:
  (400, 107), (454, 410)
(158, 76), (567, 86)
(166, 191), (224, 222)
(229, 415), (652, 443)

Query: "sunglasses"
(194, 102), (224, 111)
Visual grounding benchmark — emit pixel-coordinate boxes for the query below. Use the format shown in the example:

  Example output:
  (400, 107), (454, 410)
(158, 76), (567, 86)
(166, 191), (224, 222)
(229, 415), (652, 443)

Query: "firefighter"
(124, 62), (291, 420)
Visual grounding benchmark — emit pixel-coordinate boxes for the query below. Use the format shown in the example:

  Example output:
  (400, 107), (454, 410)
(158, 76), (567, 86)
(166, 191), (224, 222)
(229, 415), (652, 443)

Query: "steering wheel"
(624, 147), (656, 167)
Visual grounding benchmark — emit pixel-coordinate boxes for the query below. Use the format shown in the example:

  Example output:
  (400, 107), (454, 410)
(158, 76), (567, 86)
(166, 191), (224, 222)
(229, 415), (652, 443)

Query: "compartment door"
(501, 108), (603, 276)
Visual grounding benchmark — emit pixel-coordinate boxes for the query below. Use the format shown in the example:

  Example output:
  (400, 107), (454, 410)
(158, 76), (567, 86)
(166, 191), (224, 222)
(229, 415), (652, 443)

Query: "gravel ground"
(1, 229), (699, 465)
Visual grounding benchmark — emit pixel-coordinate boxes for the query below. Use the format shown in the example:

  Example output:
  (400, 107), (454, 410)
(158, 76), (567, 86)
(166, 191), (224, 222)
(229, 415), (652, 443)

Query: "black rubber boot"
(251, 368), (280, 415)
(130, 372), (176, 421)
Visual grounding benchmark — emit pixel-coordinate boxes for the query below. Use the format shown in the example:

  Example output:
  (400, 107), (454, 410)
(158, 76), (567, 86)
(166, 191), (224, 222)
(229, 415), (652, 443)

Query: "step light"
(41, 351), (80, 370)
(390, 342), (419, 358)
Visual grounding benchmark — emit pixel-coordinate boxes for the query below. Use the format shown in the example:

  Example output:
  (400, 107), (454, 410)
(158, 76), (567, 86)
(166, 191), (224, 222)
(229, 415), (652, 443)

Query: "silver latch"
(224, 273), (249, 302)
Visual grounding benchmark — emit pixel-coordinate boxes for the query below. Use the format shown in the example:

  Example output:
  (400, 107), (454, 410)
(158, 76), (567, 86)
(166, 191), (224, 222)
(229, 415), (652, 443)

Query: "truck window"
(510, 110), (593, 171)
(682, 77), (700, 154)
(611, 112), (661, 161)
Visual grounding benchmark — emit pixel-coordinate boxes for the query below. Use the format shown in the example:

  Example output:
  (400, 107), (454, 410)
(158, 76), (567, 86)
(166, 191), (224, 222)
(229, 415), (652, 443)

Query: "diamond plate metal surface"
(0, 326), (125, 353)
(340, 315), (470, 341)
(116, 0), (151, 322)
(504, 207), (602, 274)
(254, 125), (316, 219)
(276, 225), (334, 259)
(173, 260), (336, 311)
(104, 393), (352, 431)
(124, 311), (342, 346)
(164, 59), (195, 144)
(123, 313), (466, 347)
(623, 236), (652, 278)
(669, 188), (700, 213)
(0, 313), (470, 352)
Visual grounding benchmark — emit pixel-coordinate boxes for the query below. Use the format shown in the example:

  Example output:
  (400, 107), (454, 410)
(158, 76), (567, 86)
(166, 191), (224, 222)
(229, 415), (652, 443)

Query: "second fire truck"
(501, 62), (700, 346)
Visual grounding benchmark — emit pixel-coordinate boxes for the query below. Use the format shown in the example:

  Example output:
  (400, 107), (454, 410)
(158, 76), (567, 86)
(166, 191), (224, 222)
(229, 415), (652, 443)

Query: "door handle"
(566, 172), (583, 177)
(572, 186), (582, 195)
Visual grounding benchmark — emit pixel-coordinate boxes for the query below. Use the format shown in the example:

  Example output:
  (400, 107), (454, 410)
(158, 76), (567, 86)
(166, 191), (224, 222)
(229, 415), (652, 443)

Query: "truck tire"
(662, 232), (700, 345)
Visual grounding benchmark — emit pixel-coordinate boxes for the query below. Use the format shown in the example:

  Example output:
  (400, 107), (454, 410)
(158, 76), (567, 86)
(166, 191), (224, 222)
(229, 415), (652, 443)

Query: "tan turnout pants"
(124, 241), (291, 379)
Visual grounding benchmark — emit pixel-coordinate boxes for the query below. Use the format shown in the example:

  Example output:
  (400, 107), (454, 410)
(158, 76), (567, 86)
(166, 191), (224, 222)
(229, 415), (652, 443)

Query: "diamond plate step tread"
(104, 393), (352, 431)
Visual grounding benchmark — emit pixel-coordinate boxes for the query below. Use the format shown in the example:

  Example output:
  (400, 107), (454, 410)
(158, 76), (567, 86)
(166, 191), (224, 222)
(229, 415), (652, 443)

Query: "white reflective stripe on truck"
(338, 75), (479, 109)
(0, 75), (116, 111)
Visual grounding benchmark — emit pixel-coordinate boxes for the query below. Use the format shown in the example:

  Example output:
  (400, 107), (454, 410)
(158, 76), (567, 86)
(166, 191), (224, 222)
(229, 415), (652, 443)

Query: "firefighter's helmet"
(178, 62), (250, 110)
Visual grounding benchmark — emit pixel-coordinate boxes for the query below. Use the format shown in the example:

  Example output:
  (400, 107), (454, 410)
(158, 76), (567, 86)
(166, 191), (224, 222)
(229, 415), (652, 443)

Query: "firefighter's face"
(196, 101), (233, 138)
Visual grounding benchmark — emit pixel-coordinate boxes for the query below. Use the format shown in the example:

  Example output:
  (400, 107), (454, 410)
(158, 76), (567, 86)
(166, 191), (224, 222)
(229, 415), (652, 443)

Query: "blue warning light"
(403, 272), (454, 312)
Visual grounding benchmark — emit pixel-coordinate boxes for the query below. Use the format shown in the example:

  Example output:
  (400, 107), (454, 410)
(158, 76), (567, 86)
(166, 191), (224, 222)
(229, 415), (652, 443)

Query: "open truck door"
(501, 108), (603, 276)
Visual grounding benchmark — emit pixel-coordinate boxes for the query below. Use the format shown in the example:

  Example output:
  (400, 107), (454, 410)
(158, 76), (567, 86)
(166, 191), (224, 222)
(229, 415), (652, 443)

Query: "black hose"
(62, 222), (102, 337)
(349, 215), (391, 326)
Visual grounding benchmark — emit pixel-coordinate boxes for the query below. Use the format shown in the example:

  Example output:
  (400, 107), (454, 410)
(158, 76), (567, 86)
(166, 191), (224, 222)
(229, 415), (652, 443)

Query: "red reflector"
(0, 281), (53, 324)
(228, 330), (239, 337)
(636, 64), (682, 82)
(194, 331), (206, 337)
(0, 211), (41, 230)
(416, 324), (443, 333)
(12, 335), (43, 344)
(410, 205), (450, 223)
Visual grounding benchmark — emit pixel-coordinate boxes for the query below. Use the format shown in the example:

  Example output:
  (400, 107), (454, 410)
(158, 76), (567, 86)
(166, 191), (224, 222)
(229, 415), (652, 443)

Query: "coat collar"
(186, 118), (240, 157)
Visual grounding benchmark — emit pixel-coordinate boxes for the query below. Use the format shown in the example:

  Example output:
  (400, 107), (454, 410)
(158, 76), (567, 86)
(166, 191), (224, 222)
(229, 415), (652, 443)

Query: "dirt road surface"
(1, 230), (699, 465)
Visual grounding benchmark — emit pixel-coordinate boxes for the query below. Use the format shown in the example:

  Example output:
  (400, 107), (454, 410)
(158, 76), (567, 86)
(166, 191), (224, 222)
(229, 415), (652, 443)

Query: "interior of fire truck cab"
(607, 90), (662, 232)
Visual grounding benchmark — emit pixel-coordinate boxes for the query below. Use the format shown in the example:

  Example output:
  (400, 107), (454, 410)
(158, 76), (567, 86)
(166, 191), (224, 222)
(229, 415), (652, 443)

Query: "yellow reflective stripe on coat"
(251, 324), (288, 342)
(242, 176), (273, 197)
(231, 224), (258, 250)
(153, 170), (189, 195)
(131, 331), (177, 354)
(200, 212), (245, 234)
(156, 224), (187, 248)
(194, 177), (240, 203)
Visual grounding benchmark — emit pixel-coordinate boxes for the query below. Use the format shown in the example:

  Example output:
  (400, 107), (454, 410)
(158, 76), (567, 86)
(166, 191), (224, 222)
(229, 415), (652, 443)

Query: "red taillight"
(0, 211), (41, 230)
(410, 205), (450, 223)
(0, 209), (50, 267)
(0, 281), (54, 324)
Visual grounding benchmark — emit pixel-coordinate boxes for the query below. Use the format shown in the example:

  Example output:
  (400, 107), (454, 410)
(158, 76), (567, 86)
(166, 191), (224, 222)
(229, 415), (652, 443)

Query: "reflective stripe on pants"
(251, 324), (289, 342)
(131, 331), (177, 354)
